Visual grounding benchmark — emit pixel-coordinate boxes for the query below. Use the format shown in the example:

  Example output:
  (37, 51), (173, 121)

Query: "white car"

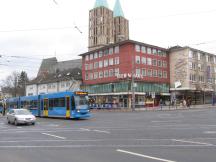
(7, 109), (36, 125)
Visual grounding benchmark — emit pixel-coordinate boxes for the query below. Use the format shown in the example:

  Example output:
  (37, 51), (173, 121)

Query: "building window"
(104, 70), (109, 78)
(114, 57), (119, 65)
(104, 59), (108, 67)
(141, 69), (146, 76)
(152, 59), (157, 66)
(141, 46), (146, 53)
(85, 73), (88, 80)
(153, 70), (157, 77)
(189, 62), (196, 70)
(94, 52), (98, 59)
(85, 64), (88, 70)
(85, 55), (89, 61)
(189, 51), (193, 58)
(94, 72), (98, 79)
(99, 71), (103, 78)
(198, 64), (201, 71)
(198, 52), (201, 60)
(104, 49), (109, 56)
(136, 56), (140, 64)
(147, 58), (152, 65)
(114, 68), (119, 76)
(147, 47), (151, 54)
(135, 44), (140, 52)
(90, 54), (94, 60)
(158, 70), (162, 78)
(136, 69), (140, 75)
(162, 52), (167, 57)
(163, 71), (167, 78)
(109, 69), (114, 77)
(94, 62), (99, 69)
(89, 63), (93, 70)
(99, 51), (103, 57)
(99, 61), (103, 68)
(109, 58), (114, 66)
(109, 48), (113, 55)
(163, 61), (167, 68)
(147, 69), (152, 77)
(190, 74), (196, 82)
(158, 60), (162, 67)
(142, 57), (146, 64)
(152, 49), (157, 55)
(89, 73), (93, 80)
(199, 75), (204, 82)
(114, 46), (119, 53)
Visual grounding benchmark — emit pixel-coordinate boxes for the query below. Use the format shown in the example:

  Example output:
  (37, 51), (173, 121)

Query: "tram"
(6, 91), (90, 119)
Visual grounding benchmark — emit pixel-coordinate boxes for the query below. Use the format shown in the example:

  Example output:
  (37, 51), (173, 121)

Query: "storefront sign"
(117, 73), (143, 79)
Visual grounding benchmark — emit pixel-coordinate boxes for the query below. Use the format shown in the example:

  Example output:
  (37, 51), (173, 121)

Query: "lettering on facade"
(117, 73), (143, 79)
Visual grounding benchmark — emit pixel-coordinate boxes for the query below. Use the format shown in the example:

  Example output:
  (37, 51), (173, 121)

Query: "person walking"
(159, 99), (163, 110)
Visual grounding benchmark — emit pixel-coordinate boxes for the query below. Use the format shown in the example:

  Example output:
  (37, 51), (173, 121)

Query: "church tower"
(113, 0), (129, 43)
(88, 0), (114, 51)
(88, 0), (129, 51)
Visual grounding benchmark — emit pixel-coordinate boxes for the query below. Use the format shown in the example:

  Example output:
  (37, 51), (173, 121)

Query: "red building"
(80, 40), (170, 109)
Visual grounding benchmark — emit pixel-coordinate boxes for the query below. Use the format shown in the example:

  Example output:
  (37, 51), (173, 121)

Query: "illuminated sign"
(75, 91), (88, 95)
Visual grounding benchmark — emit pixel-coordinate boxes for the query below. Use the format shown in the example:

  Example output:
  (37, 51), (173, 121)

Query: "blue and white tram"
(6, 91), (90, 119)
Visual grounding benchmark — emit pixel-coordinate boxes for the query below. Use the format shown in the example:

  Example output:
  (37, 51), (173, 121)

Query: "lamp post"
(131, 53), (135, 111)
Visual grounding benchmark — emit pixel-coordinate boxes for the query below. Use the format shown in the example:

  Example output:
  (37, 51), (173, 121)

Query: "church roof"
(94, 0), (109, 9)
(113, 0), (124, 17)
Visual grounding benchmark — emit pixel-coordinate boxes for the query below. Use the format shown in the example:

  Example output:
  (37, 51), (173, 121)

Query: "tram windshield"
(74, 96), (88, 109)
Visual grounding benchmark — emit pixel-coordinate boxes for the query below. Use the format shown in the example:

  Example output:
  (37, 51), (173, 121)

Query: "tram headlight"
(77, 110), (80, 113)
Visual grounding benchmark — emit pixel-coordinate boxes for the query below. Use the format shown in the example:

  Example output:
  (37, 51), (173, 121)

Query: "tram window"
(71, 97), (75, 110)
(49, 99), (54, 108)
(58, 98), (65, 107)
(49, 98), (65, 107)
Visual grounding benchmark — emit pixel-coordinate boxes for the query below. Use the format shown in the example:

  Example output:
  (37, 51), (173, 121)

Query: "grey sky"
(0, 0), (216, 81)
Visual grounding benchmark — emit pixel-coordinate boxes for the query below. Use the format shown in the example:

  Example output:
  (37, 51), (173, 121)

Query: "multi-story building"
(80, 40), (170, 108)
(169, 46), (216, 104)
(26, 68), (82, 96)
(88, 0), (129, 51)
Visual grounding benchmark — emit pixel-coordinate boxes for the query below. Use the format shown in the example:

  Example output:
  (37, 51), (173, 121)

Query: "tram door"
(43, 99), (48, 117)
(66, 96), (70, 118)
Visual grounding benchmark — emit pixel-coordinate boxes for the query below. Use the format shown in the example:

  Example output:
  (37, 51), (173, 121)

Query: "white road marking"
(93, 130), (110, 134)
(117, 149), (176, 162)
(204, 131), (216, 134)
(80, 128), (90, 131)
(172, 139), (213, 146)
(151, 120), (181, 123)
(42, 133), (66, 139)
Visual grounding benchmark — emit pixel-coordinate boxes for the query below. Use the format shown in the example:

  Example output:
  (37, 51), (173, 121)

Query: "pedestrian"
(183, 99), (186, 108)
(159, 99), (163, 110)
(186, 98), (191, 108)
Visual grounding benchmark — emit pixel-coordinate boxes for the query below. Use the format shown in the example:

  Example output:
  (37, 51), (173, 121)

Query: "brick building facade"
(80, 40), (170, 109)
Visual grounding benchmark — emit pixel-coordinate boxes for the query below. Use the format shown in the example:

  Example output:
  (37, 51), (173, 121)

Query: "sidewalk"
(91, 104), (216, 112)
(136, 104), (216, 111)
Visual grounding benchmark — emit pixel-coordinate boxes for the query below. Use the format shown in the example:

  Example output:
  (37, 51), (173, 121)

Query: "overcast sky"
(0, 0), (216, 82)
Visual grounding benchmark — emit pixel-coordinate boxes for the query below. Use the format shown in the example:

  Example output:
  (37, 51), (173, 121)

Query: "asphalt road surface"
(0, 108), (216, 162)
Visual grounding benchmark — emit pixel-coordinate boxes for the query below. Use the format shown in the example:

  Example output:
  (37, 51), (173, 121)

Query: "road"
(0, 108), (216, 162)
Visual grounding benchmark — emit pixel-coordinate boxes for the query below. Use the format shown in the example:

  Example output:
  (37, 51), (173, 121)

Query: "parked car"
(7, 109), (36, 125)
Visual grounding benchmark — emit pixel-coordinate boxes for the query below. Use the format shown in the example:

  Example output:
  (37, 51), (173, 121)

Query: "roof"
(113, 0), (124, 17)
(168, 46), (216, 56)
(37, 57), (82, 77)
(27, 68), (82, 85)
(94, 0), (109, 9)
(80, 39), (168, 56)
